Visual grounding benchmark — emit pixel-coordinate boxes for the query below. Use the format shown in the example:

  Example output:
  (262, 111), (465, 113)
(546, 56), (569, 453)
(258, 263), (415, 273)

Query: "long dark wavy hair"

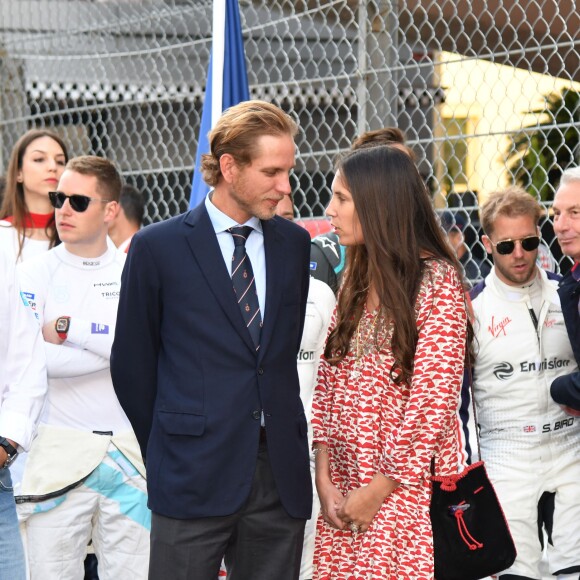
(0, 129), (69, 258)
(324, 145), (470, 384)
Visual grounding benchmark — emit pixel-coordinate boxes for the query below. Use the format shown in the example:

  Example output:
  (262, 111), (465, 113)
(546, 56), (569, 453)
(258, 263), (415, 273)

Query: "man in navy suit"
(111, 100), (312, 580)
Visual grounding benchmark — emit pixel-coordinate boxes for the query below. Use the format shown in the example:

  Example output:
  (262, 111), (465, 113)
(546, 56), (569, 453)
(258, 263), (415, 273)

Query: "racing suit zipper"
(528, 306), (539, 344)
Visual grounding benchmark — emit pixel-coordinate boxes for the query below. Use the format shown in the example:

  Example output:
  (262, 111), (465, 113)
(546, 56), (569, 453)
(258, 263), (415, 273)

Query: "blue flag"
(189, 0), (250, 208)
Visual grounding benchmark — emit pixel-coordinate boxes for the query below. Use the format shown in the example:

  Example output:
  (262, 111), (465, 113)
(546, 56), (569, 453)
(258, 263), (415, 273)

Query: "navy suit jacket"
(551, 268), (580, 409)
(111, 203), (312, 519)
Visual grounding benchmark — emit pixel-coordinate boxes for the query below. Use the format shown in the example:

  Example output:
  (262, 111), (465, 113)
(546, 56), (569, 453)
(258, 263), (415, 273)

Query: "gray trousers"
(148, 440), (306, 580)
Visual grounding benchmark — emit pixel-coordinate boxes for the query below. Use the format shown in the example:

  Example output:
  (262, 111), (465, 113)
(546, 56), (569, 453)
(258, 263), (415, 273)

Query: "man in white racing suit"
(295, 278), (335, 579)
(277, 194), (336, 579)
(465, 187), (580, 579)
(16, 156), (149, 580)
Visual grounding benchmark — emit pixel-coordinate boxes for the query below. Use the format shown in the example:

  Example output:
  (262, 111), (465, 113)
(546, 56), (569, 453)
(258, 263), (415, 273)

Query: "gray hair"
(558, 167), (580, 190)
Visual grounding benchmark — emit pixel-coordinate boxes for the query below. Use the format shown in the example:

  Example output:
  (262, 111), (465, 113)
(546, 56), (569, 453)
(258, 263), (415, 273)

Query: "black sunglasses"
(489, 235), (540, 255)
(49, 191), (111, 213)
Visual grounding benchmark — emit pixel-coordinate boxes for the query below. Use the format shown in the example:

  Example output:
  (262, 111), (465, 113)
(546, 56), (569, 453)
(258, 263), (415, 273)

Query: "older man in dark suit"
(551, 167), (580, 415)
(111, 100), (312, 580)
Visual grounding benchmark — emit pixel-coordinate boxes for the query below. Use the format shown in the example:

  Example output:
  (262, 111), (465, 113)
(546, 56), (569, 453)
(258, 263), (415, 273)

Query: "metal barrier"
(1, 0), (578, 277)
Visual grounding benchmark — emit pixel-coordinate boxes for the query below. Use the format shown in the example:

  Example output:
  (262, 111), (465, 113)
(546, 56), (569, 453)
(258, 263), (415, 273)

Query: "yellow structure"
(435, 52), (580, 204)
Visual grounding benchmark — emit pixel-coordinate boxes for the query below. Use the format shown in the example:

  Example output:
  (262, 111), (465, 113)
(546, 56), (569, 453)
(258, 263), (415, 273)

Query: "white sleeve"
(318, 281), (336, 336)
(299, 279), (336, 421)
(0, 268), (48, 451)
(17, 257), (113, 377)
(65, 317), (115, 359)
(310, 281), (336, 388)
(44, 342), (110, 378)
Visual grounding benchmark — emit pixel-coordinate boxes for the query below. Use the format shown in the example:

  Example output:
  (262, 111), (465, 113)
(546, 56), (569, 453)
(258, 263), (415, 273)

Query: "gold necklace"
(355, 308), (381, 361)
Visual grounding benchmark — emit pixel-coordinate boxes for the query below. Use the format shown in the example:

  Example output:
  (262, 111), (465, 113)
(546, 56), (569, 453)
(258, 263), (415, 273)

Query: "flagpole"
(189, 0), (250, 209)
(211, 0), (226, 127)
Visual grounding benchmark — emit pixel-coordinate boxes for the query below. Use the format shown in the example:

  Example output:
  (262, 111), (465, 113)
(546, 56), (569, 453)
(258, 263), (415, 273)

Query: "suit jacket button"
(258, 367), (264, 375)
(252, 410), (261, 420)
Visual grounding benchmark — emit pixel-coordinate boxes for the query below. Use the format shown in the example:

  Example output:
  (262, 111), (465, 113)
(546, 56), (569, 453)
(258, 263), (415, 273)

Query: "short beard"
(231, 181), (277, 221)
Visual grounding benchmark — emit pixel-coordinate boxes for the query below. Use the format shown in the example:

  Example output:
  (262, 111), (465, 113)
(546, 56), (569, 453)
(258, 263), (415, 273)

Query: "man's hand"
(43, 319), (65, 344)
(561, 405), (580, 417)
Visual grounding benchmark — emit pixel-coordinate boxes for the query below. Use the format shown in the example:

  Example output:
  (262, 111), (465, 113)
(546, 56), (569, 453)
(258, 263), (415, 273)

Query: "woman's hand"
(314, 445), (346, 530)
(336, 473), (399, 533)
(316, 479), (347, 530)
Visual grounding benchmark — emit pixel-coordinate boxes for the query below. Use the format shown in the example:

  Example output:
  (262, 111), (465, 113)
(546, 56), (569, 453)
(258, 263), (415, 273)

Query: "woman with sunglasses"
(311, 146), (470, 578)
(0, 129), (69, 262)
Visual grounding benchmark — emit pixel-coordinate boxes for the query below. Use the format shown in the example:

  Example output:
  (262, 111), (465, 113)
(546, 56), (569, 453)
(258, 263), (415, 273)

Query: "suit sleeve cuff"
(551, 374), (580, 410)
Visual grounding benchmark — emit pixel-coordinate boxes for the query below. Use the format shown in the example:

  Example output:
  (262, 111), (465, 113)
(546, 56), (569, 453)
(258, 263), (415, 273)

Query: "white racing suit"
(296, 278), (335, 580)
(16, 240), (149, 580)
(467, 268), (580, 578)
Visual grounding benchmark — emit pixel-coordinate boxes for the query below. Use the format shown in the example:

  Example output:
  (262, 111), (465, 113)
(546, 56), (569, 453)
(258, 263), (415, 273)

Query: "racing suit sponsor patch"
(91, 323), (110, 334)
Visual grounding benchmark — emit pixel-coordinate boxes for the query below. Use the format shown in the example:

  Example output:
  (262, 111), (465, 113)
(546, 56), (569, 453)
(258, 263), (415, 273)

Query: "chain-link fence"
(1, 0), (579, 281)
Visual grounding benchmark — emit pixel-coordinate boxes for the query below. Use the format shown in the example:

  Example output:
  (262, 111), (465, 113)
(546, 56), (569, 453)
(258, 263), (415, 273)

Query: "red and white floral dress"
(311, 259), (468, 579)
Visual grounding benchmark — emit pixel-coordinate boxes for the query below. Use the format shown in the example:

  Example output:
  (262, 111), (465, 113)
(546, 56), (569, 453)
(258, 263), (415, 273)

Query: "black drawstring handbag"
(430, 372), (517, 580)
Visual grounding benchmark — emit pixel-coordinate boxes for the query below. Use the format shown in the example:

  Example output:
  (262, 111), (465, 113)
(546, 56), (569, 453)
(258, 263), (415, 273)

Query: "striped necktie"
(229, 226), (262, 350)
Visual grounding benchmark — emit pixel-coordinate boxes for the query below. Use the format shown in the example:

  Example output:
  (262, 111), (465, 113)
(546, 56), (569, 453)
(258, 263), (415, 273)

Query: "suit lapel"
(558, 273), (580, 365)
(184, 205), (257, 355)
(259, 218), (284, 361)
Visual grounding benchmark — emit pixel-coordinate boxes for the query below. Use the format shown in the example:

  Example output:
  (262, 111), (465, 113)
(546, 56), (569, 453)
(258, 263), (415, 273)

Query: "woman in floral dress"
(311, 145), (470, 579)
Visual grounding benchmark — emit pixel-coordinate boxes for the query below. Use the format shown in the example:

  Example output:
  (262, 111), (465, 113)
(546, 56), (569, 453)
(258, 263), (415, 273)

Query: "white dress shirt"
(205, 194), (267, 316)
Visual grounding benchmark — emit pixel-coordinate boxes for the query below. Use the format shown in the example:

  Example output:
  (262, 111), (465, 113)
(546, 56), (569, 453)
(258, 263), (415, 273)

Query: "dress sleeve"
(380, 263), (467, 485)
(311, 310), (338, 447)
(311, 358), (333, 447)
